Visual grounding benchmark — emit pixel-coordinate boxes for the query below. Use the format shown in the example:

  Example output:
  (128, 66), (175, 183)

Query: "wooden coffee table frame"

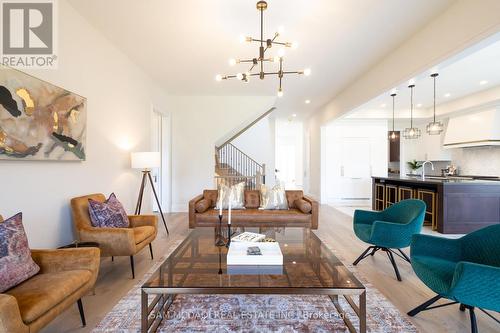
(141, 228), (366, 333)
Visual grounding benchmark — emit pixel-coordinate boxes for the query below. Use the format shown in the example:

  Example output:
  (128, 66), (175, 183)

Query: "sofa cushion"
(286, 190), (304, 208)
(295, 199), (312, 214)
(133, 226), (155, 244)
(88, 193), (129, 228)
(0, 213), (40, 293)
(196, 208), (310, 224)
(244, 190), (260, 208)
(6, 270), (91, 324)
(195, 198), (212, 213)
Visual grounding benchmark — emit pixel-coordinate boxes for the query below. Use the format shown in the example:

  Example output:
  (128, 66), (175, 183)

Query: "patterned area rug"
(93, 238), (417, 332)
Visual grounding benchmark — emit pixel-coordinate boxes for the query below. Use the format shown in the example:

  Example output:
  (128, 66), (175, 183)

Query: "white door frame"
(151, 106), (172, 213)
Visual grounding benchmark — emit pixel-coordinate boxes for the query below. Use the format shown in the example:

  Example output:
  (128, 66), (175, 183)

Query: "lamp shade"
(131, 152), (160, 169)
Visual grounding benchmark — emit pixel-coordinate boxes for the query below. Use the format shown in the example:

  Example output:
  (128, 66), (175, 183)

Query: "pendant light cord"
(433, 75), (436, 123)
(392, 95), (395, 131)
(410, 85), (414, 128)
(391, 93), (396, 132)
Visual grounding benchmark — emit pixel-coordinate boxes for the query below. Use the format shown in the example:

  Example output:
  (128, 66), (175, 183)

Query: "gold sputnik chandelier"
(215, 1), (310, 97)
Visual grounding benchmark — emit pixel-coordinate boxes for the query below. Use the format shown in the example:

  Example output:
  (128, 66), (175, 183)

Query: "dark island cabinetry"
(372, 176), (500, 234)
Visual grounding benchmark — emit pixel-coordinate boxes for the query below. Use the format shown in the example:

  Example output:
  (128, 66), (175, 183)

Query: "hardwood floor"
(42, 206), (497, 333)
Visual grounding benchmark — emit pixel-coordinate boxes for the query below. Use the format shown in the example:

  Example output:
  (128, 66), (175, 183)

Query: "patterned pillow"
(0, 213), (40, 292)
(88, 193), (130, 228)
(259, 184), (289, 210)
(215, 182), (246, 210)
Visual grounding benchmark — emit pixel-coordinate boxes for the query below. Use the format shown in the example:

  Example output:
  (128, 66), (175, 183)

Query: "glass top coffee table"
(141, 227), (366, 333)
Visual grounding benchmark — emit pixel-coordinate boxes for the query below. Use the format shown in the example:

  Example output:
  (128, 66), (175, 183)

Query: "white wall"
(306, 0), (500, 199)
(165, 96), (276, 212)
(232, 115), (276, 187)
(0, 1), (169, 248)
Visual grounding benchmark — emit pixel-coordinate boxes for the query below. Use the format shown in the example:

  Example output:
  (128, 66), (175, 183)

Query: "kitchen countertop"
(373, 175), (500, 185)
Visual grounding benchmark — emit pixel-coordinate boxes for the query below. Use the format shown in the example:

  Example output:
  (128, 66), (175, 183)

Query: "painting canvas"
(0, 66), (86, 161)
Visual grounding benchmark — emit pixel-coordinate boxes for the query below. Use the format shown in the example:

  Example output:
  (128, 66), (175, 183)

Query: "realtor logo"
(1, 0), (57, 68)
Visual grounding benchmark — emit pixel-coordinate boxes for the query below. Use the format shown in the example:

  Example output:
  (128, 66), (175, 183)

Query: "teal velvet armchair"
(408, 224), (500, 333)
(352, 199), (426, 281)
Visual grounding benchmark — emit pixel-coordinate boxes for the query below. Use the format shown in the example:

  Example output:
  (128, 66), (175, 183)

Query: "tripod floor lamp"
(131, 152), (169, 234)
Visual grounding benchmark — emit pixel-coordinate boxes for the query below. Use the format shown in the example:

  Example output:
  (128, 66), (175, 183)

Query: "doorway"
(151, 108), (171, 213)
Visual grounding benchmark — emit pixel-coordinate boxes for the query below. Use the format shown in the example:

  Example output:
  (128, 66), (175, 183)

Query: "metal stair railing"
(215, 143), (265, 189)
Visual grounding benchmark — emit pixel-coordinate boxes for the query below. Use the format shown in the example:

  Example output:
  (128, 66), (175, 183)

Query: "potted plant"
(407, 159), (422, 175)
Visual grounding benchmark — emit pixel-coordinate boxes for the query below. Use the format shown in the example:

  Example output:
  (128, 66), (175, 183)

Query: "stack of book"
(227, 232), (283, 266)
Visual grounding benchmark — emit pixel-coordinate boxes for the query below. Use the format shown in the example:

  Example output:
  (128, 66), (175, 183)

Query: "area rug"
(93, 237), (417, 332)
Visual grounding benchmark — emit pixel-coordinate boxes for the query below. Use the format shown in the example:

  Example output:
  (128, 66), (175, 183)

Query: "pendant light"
(388, 92), (397, 141)
(426, 73), (444, 135)
(403, 84), (421, 139)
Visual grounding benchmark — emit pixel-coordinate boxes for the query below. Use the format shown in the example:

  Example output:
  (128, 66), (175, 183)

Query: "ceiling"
(68, 0), (454, 115)
(345, 32), (500, 119)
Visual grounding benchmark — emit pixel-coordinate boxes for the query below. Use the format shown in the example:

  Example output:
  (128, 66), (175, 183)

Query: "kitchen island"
(372, 175), (500, 234)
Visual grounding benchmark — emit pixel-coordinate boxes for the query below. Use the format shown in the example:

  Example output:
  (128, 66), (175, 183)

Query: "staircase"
(214, 107), (275, 189)
(215, 143), (265, 189)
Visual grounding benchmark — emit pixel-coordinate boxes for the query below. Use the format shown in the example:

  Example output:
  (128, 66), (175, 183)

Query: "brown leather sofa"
(70, 193), (158, 279)
(189, 190), (318, 229)
(0, 243), (100, 333)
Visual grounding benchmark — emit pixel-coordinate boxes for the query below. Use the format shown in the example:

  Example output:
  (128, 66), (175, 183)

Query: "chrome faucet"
(421, 161), (434, 180)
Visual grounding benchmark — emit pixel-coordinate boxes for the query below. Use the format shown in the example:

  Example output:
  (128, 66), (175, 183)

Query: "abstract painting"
(0, 66), (86, 160)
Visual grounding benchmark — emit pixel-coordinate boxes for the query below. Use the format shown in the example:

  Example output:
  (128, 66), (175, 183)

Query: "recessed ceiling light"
(292, 114), (297, 117)
(480, 80), (488, 85)
(380, 103), (387, 108)
(444, 93), (451, 98)
(417, 103), (422, 107)
(305, 99), (311, 104)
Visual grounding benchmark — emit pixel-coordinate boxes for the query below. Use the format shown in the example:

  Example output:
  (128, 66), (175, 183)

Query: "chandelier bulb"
(390, 132), (396, 140)
(215, 74), (222, 82)
(229, 58), (237, 66)
(278, 26), (285, 34)
(277, 89), (284, 97)
(236, 73), (244, 80)
(238, 35), (245, 43)
(291, 41), (299, 49)
(303, 68), (311, 76)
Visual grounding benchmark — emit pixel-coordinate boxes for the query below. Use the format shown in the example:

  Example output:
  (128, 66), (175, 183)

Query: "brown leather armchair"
(0, 246), (100, 333)
(70, 193), (158, 278)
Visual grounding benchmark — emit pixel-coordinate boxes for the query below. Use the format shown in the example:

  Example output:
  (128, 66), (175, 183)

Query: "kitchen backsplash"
(451, 146), (500, 176)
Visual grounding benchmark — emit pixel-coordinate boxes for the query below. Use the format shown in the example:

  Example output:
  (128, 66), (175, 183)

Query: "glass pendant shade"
(403, 84), (420, 139)
(403, 126), (421, 139)
(426, 121), (444, 135)
(427, 73), (443, 135)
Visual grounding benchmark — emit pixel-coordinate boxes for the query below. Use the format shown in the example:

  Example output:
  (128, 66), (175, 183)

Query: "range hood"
(444, 108), (500, 148)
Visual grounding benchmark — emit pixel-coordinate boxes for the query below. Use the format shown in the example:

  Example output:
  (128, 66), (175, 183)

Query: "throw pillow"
(0, 213), (40, 292)
(295, 199), (312, 214)
(259, 184), (289, 210)
(88, 193), (130, 228)
(215, 182), (246, 210)
(195, 198), (212, 213)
